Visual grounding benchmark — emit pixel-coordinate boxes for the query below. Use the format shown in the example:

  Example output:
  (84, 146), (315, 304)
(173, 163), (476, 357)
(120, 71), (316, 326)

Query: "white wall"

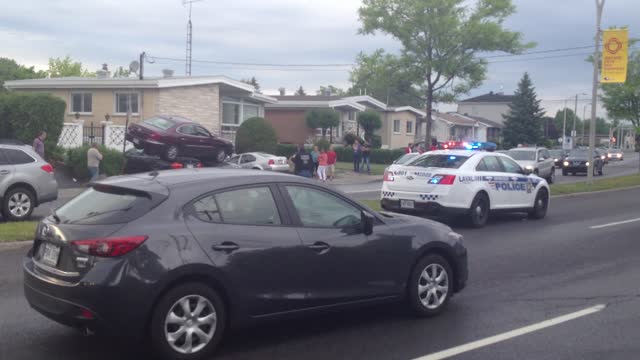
(458, 103), (510, 125)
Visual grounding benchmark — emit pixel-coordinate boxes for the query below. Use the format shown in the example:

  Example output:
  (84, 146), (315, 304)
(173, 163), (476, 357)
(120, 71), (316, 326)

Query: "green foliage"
(66, 145), (124, 180)
(553, 108), (580, 137)
(502, 73), (545, 148)
(47, 145), (67, 166)
(112, 66), (131, 78)
(358, 0), (533, 140)
(349, 50), (424, 108)
(316, 85), (346, 96)
(0, 58), (45, 91)
(601, 51), (640, 128)
(241, 76), (261, 93)
(47, 56), (94, 77)
(305, 109), (340, 138)
(275, 144), (299, 157)
(235, 117), (278, 154)
(333, 146), (404, 164)
(294, 86), (307, 96)
(370, 134), (382, 149)
(314, 138), (331, 151)
(357, 110), (382, 141)
(0, 92), (66, 151)
(343, 132), (365, 146)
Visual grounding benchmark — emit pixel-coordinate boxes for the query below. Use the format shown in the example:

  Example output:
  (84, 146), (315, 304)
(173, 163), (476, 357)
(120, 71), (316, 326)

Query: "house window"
(406, 120), (413, 134)
(71, 93), (92, 113)
(393, 120), (401, 133)
(348, 111), (355, 121)
(115, 92), (139, 114)
(243, 104), (260, 121)
(222, 103), (240, 126)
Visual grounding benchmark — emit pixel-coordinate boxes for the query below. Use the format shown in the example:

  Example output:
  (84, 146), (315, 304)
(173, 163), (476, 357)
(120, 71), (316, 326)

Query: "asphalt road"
(3, 187), (640, 360)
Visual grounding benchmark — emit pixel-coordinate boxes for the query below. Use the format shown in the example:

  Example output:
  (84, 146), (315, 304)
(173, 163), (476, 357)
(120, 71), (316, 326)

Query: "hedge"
(0, 92), (66, 161)
(276, 143), (403, 164)
(235, 117), (278, 154)
(65, 145), (124, 180)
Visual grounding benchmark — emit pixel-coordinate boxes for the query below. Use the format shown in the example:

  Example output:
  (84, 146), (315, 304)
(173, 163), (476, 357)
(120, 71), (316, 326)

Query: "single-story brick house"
(432, 112), (503, 143)
(3, 71), (275, 140)
(264, 94), (425, 148)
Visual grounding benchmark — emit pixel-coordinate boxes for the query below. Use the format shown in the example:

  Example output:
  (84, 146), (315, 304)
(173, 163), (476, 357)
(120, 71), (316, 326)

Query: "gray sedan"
(0, 144), (58, 221)
(228, 152), (290, 172)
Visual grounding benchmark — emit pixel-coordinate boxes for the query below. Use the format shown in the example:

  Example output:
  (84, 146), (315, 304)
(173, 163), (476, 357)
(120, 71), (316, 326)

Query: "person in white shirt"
(87, 144), (103, 182)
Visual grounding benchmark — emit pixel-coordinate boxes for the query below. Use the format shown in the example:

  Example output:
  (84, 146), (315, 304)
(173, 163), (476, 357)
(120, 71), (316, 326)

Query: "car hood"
(565, 156), (589, 161)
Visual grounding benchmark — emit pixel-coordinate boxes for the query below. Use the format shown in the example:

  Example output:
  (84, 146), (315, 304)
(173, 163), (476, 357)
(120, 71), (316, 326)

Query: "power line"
(480, 45), (594, 59)
(147, 55), (354, 68)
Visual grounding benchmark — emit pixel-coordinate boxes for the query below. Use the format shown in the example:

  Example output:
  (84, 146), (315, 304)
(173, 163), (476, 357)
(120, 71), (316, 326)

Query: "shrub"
(305, 109), (340, 138)
(343, 132), (365, 146)
(275, 144), (298, 157)
(235, 117), (278, 154)
(370, 135), (382, 149)
(357, 110), (382, 142)
(47, 145), (67, 167)
(332, 145), (404, 164)
(0, 92), (66, 150)
(314, 138), (331, 151)
(65, 145), (124, 180)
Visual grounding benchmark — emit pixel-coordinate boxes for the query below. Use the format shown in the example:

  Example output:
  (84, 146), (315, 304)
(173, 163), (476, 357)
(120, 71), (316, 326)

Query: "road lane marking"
(590, 217), (640, 230)
(412, 304), (606, 360)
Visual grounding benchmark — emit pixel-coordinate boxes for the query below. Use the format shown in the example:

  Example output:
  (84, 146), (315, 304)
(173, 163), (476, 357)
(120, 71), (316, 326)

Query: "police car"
(381, 150), (550, 227)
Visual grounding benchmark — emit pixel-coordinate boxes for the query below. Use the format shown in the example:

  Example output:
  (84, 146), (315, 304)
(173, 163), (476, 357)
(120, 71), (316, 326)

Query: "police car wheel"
(528, 188), (549, 220)
(468, 193), (489, 228)
(407, 254), (453, 317)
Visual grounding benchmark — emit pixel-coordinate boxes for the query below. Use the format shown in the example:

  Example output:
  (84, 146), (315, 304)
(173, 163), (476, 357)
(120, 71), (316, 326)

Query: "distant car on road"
(549, 149), (568, 168)
(596, 148), (610, 164)
(507, 147), (556, 184)
(227, 152), (289, 172)
(607, 148), (624, 161)
(0, 144), (57, 221)
(126, 115), (234, 163)
(24, 169), (467, 360)
(381, 150), (550, 228)
(562, 149), (604, 176)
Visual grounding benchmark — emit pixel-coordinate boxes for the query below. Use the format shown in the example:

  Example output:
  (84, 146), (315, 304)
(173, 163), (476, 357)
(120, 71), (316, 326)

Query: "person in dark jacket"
(361, 142), (371, 174)
(353, 140), (362, 172)
(290, 145), (314, 178)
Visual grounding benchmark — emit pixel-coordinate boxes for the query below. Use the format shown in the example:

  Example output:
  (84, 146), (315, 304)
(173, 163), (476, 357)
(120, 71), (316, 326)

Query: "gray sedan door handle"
(212, 242), (239, 252)
(307, 242), (330, 252)
(0, 170), (9, 175)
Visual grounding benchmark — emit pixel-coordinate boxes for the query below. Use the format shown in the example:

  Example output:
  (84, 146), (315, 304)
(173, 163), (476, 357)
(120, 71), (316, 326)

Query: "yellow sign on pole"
(601, 29), (629, 83)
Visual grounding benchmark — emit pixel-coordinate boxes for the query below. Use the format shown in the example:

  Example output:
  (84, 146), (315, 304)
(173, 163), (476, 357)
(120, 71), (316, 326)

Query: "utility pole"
(587, 0), (605, 185)
(562, 100), (568, 149)
(572, 94), (579, 147)
(139, 51), (145, 80)
(582, 103), (591, 146)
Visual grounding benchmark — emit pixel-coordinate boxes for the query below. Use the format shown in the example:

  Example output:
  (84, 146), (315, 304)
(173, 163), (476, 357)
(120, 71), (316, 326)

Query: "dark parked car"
(125, 115), (234, 163)
(23, 170), (467, 359)
(562, 149), (604, 176)
(549, 149), (568, 168)
(123, 148), (203, 174)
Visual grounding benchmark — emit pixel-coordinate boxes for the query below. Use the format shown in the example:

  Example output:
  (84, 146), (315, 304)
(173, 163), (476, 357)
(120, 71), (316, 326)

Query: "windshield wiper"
(66, 207), (133, 224)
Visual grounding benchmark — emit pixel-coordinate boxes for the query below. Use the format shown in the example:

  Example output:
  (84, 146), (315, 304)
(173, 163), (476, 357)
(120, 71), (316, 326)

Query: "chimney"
(162, 69), (174, 78)
(96, 63), (110, 79)
(279, 87), (286, 96)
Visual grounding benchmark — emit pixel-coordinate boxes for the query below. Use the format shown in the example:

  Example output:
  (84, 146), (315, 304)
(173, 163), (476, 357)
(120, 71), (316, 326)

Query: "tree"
(294, 86), (307, 96)
(357, 110), (383, 142)
(47, 56), (94, 77)
(553, 108), (581, 137)
(235, 117), (278, 154)
(348, 50), (423, 108)
(358, 0), (532, 143)
(502, 73), (545, 148)
(305, 108), (340, 140)
(241, 76), (261, 93)
(112, 66), (131, 78)
(0, 58), (45, 91)
(601, 51), (640, 128)
(316, 85), (345, 96)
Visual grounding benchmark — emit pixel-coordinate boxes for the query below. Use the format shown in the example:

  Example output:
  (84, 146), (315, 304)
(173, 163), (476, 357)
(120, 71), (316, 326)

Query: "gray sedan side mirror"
(362, 211), (375, 236)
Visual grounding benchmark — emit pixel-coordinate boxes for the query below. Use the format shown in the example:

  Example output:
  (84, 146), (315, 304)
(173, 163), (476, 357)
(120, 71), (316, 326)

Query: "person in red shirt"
(326, 145), (337, 180)
(405, 143), (413, 154)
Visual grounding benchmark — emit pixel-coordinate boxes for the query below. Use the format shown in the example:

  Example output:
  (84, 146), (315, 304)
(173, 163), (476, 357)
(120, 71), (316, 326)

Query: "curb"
(0, 241), (32, 251)
(552, 184), (640, 199)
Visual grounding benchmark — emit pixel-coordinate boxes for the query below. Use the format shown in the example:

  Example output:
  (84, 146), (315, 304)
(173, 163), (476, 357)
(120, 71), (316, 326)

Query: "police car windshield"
(394, 153), (419, 164)
(408, 154), (470, 169)
(507, 150), (536, 161)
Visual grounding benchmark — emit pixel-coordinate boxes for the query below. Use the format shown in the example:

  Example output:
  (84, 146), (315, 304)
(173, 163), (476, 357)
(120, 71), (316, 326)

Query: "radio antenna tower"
(183, 0), (203, 76)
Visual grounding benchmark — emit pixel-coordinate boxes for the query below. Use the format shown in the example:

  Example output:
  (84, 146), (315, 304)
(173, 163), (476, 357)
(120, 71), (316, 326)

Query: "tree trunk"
(322, 128), (326, 138)
(425, 87), (434, 145)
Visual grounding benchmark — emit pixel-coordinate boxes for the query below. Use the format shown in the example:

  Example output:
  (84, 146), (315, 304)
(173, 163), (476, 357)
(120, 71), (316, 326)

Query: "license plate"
(186, 164), (194, 169)
(400, 200), (415, 209)
(133, 138), (140, 145)
(278, 160), (284, 164)
(41, 243), (60, 267)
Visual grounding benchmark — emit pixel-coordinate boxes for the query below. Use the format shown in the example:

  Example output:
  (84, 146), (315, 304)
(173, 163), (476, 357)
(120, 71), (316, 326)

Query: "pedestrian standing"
(326, 145), (337, 180)
(87, 143), (103, 182)
(317, 148), (328, 182)
(32, 131), (47, 159)
(405, 143), (413, 154)
(311, 146), (320, 178)
(353, 140), (362, 172)
(361, 141), (371, 174)
(290, 145), (313, 178)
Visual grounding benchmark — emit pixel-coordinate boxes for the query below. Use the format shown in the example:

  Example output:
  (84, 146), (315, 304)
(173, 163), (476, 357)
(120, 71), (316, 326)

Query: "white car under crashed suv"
(381, 150), (550, 227)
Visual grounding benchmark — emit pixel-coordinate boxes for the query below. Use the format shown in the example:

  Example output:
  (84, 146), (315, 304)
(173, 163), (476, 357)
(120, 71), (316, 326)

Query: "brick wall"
(265, 109), (315, 144)
(156, 84), (220, 134)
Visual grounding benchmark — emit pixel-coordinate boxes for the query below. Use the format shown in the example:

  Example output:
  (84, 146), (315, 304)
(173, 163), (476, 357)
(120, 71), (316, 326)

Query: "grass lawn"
(361, 199), (382, 211)
(551, 173), (640, 196)
(334, 162), (387, 176)
(0, 221), (37, 242)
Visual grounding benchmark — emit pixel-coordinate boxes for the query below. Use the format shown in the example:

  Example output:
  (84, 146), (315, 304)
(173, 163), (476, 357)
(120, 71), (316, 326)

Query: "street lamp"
(572, 92), (588, 147)
(582, 103), (591, 146)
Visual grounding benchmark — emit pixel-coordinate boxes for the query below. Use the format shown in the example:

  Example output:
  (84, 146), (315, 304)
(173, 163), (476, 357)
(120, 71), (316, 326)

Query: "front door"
(497, 156), (532, 207)
(280, 184), (404, 307)
(474, 155), (509, 209)
(183, 185), (308, 316)
(239, 154), (256, 169)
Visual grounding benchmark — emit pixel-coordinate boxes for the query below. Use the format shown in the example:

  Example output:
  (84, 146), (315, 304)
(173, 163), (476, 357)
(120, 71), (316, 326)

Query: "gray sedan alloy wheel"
(164, 295), (218, 355)
(408, 254), (453, 317)
(418, 263), (449, 310)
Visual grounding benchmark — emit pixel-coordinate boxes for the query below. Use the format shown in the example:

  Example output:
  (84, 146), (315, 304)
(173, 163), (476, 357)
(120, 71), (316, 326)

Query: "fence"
(58, 121), (132, 151)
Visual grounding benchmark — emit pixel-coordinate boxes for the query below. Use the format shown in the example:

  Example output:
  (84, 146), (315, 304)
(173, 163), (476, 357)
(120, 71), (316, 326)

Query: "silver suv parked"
(0, 144), (58, 221)
(506, 147), (556, 184)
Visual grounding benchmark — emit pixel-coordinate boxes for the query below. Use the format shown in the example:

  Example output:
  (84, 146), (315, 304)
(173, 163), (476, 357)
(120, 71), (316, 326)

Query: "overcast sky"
(2, 0), (638, 117)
